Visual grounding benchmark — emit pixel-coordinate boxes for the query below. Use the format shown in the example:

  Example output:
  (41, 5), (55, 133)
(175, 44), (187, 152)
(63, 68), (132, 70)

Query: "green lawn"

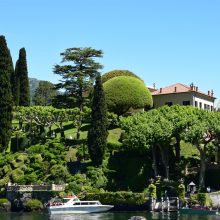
(180, 141), (199, 158)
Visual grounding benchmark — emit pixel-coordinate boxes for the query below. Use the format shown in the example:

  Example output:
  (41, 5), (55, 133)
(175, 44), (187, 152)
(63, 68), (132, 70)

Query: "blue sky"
(1, 0), (220, 101)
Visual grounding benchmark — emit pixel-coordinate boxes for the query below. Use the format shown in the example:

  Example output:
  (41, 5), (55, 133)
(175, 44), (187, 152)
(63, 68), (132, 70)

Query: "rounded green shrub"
(11, 168), (24, 183)
(0, 198), (9, 205)
(177, 183), (185, 202)
(102, 70), (142, 83)
(148, 183), (157, 199)
(24, 199), (43, 211)
(103, 76), (153, 115)
(197, 193), (212, 206)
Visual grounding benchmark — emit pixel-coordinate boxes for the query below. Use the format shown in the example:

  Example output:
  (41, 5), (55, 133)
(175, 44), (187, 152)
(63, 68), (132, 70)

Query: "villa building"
(151, 83), (216, 111)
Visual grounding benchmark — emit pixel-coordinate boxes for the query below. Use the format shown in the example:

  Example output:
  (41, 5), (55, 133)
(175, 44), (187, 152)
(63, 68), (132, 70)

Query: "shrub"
(177, 183), (185, 202)
(189, 193), (198, 205)
(0, 176), (10, 187)
(66, 182), (82, 195)
(24, 199), (43, 211)
(197, 193), (212, 206)
(86, 167), (108, 189)
(3, 165), (12, 174)
(107, 142), (122, 151)
(0, 198), (9, 205)
(102, 70), (142, 83)
(10, 135), (29, 152)
(103, 76), (153, 115)
(84, 192), (146, 205)
(11, 168), (24, 183)
(148, 183), (157, 199)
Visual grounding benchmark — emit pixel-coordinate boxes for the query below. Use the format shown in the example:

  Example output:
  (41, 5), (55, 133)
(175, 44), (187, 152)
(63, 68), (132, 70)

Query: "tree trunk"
(48, 126), (52, 137)
(19, 121), (23, 130)
(61, 130), (65, 138)
(151, 146), (158, 177)
(175, 135), (181, 162)
(199, 149), (206, 189)
(159, 144), (169, 180)
(217, 145), (220, 165)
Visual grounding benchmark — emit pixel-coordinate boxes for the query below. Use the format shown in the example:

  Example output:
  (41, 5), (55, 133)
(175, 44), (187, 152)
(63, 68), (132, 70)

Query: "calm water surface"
(0, 212), (219, 220)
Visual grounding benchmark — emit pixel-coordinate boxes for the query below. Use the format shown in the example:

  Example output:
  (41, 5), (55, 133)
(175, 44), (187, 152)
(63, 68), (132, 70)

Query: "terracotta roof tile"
(151, 83), (215, 99)
(152, 83), (190, 95)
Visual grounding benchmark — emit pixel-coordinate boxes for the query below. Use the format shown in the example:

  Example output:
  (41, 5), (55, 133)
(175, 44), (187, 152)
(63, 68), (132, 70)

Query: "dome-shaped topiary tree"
(103, 76), (153, 115)
(102, 70), (142, 84)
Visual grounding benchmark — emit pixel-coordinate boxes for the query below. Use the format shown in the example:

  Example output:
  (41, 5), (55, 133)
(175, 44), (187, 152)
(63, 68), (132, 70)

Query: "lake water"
(0, 212), (219, 220)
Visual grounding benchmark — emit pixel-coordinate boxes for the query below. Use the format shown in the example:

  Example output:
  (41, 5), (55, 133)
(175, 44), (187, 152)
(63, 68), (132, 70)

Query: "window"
(195, 101), (198, 107)
(182, 101), (190, 106)
(204, 104), (207, 110)
(211, 106), (213, 111)
(165, 102), (173, 107)
(199, 102), (202, 108)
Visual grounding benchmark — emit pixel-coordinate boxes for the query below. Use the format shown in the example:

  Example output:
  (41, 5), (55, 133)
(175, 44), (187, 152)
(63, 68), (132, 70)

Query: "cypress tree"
(0, 35), (13, 150)
(87, 74), (108, 166)
(17, 48), (30, 106)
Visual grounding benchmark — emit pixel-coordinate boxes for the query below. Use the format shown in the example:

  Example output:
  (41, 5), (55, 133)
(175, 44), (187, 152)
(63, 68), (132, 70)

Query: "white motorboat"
(48, 195), (114, 214)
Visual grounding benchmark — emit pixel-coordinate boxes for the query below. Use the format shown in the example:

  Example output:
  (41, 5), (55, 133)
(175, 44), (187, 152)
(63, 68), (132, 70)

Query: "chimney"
(160, 88), (162, 93)
(211, 90), (214, 96)
(190, 83), (194, 90)
(196, 87), (198, 91)
(208, 91), (210, 96)
(174, 86), (177, 92)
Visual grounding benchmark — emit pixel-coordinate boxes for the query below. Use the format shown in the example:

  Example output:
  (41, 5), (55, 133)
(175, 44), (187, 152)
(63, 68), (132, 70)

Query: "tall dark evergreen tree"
(87, 74), (108, 166)
(0, 35), (13, 150)
(17, 48), (30, 106)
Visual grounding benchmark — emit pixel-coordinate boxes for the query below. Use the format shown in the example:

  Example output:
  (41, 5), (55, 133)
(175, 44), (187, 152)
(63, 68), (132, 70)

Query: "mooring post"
(167, 197), (170, 212)
(161, 197), (164, 212)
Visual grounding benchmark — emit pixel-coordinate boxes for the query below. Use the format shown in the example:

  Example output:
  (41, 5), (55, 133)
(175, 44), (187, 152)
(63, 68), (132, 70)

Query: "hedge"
(84, 192), (147, 205)
(103, 76), (153, 115)
(24, 199), (43, 211)
(0, 198), (9, 205)
(102, 70), (142, 83)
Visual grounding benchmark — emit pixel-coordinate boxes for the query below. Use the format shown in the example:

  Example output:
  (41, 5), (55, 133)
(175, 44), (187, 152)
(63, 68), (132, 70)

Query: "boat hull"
(49, 205), (114, 214)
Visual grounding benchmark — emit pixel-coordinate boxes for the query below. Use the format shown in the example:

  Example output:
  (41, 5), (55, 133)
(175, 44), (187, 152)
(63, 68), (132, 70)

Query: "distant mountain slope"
(29, 78), (39, 105)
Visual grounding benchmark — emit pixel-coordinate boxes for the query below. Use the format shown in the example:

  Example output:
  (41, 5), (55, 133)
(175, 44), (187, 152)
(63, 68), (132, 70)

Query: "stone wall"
(5, 183), (66, 203)
(209, 193), (220, 208)
(6, 183), (65, 192)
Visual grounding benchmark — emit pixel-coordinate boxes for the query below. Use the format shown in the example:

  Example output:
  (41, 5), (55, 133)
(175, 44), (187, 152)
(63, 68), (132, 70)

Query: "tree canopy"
(33, 80), (57, 106)
(102, 69), (142, 83)
(0, 35), (13, 150)
(53, 47), (103, 110)
(121, 105), (220, 187)
(103, 76), (153, 115)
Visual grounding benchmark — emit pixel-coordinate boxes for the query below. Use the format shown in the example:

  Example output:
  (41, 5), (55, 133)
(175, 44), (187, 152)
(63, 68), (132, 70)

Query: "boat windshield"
(63, 197), (79, 203)
(72, 201), (101, 205)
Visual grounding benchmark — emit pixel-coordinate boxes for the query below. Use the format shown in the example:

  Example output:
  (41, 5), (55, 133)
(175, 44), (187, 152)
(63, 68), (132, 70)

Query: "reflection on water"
(50, 212), (114, 220)
(0, 212), (220, 220)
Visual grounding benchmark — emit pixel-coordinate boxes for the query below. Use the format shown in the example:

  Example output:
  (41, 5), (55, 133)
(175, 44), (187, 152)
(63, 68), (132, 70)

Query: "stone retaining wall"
(6, 183), (65, 192)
